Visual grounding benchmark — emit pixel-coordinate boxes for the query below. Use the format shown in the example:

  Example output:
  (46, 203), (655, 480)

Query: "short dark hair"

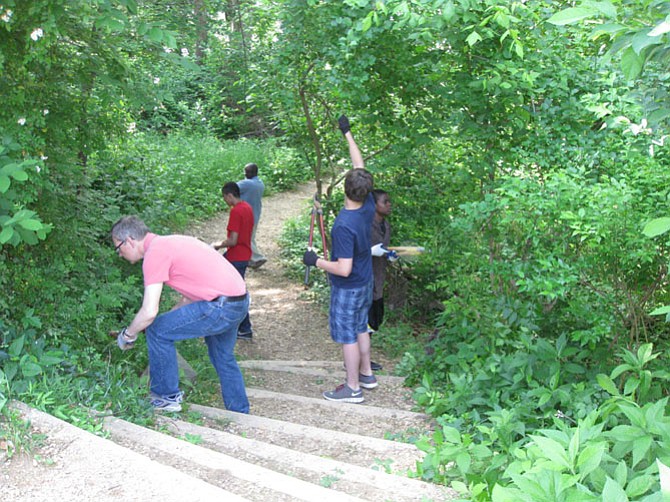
(244, 163), (258, 179)
(344, 169), (373, 202)
(222, 181), (240, 198)
(111, 216), (150, 241)
(371, 189), (388, 203)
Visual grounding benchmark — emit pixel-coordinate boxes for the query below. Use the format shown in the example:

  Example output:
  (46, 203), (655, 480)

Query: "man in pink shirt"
(111, 215), (250, 413)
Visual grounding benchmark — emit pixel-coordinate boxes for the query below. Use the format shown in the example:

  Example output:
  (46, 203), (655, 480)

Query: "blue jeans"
(145, 294), (250, 413)
(228, 260), (252, 334)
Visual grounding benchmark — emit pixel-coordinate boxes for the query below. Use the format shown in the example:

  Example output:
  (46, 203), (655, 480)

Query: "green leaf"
(631, 30), (661, 55)
(625, 474), (655, 498)
(586, 0), (617, 18)
(492, 484), (527, 502)
(17, 219), (43, 231)
(642, 217), (670, 237)
(20, 361), (42, 378)
(649, 21), (670, 37)
(147, 27), (164, 43)
(631, 435), (652, 468)
(466, 31), (482, 46)
(609, 425), (641, 442)
(0, 174), (10, 193)
(0, 225), (14, 244)
(547, 8), (597, 26)
(650, 305), (670, 315)
(637, 343), (655, 364)
(621, 47), (644, 80)
(456, 452), (471, 473)
(442, 426), (461, 444)
(529, 435), (571, 469)
(610, 363), (633, 380)
(603, 477), (629, 502)
(577, 442), (606, 480)
(9, 169), (28, 181)
(597, 373), (620, 396)
(8, 335), (25, 358)
(568, 429), (580, 466)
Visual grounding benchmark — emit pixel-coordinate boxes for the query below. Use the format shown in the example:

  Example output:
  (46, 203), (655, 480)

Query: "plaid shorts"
(329, 281), (373, 344)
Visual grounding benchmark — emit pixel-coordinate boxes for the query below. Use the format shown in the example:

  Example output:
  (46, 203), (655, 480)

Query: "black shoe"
(237, 331), (253, 341)
(249, 258), (267, 269)
(371, 361), (383, 371)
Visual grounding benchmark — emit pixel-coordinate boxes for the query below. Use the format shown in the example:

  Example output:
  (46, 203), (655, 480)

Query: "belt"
(216, 294), (247, 303)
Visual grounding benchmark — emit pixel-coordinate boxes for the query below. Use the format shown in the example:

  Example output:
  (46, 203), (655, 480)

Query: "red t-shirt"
(225, 201), (253, 262)
(142, 233), (246, 300)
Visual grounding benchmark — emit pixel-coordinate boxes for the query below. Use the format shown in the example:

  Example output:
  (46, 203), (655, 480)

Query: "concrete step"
(6, 401), (246, 502)
(154, 414), (451, 502)
(239, 359), (420, 414)
(245, 387), (433, 441)
(189, 403), (425, 474)
(238, 359), (406, 384)
(103, 415), (366, 502)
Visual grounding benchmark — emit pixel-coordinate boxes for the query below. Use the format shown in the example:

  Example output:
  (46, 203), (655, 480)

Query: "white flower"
(36, 164), (42, 172)
(30, 28), (43, 41)
(127, 122), (136, 133)
(153, 77), (160, 84)
(181, 47), (189, 57)
(18, 117), (26, 125)
(1, 9), (13, 22)
(43, 109), (49, 115)
(164, 47), (172, 53)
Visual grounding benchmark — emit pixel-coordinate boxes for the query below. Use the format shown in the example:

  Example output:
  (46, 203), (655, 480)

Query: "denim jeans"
(145, 294), (250, 413)
(228, 260), (252, 334)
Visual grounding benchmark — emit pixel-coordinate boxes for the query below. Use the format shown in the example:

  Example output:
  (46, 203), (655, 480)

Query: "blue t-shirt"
(237, 176), (264, 224)
(329, 192), (375, 288)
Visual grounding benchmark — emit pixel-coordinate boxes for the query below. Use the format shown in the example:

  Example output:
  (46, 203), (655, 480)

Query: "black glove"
(338, 115), (351, 135)
(303, 249), (318, 267)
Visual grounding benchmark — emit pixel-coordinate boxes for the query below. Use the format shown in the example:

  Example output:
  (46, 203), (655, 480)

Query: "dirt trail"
(189, 181), (395, 369)
(188, 182), (339, 362)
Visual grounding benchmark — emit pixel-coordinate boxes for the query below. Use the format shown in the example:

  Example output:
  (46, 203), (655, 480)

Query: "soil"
(0, 182), (422, 500)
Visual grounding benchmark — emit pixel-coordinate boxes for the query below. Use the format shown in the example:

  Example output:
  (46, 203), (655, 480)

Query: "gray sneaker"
(359, 373), (378, 389)
(323, 384), (364, 403)
(150, 391), (184, 412)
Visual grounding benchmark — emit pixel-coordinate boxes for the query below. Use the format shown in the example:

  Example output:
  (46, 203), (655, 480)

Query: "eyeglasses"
(114, 240), (126, 254)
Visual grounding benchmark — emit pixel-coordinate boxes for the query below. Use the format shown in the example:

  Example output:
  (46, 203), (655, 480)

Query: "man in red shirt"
(212, 182), (255, 340)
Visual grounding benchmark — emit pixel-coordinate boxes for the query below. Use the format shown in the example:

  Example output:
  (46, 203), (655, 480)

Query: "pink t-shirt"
(142, 233), (246, 301)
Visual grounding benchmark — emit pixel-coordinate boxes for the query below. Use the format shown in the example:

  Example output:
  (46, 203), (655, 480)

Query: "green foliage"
(0, 138), (51, 248)
(548, 0), (670, 127)
(90, 132), (310, 229)
(413, 343), (670, 501)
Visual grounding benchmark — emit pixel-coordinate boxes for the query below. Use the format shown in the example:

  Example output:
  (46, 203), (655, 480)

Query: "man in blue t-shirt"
(303, 115), (377, 403)
(238, 163), (267, 269)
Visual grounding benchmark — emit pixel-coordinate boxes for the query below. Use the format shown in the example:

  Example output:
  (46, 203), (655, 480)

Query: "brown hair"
(344, 169), (373, 202)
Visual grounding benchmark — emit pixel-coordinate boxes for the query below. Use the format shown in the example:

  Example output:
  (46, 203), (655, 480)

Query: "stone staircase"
(7, 360), (456, 501)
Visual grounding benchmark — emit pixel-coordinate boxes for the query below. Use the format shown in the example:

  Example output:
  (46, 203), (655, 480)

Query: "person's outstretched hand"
(338, 115), (351, 135)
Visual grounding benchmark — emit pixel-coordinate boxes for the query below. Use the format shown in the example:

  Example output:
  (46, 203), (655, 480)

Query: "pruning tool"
(305, 197), (329, 286)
